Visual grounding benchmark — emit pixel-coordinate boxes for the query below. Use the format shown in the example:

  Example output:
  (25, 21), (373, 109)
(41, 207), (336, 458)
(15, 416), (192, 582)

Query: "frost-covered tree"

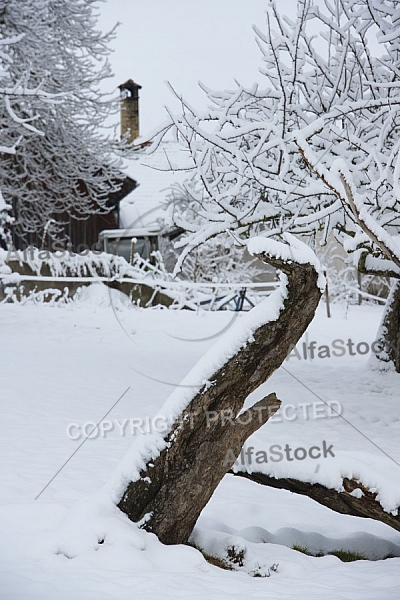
(152, 0), (400, 371)
(0, 26), (52, 247)
(164, 182), (265, 284)
(54, 0), (400, 554)
(115, 0), (400, 542)
(0, 0), (127, 247)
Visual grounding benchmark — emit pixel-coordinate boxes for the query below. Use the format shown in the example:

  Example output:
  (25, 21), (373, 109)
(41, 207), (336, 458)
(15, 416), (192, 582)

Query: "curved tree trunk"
(117, 244), (322, 545)
(231, 471), (400, 533)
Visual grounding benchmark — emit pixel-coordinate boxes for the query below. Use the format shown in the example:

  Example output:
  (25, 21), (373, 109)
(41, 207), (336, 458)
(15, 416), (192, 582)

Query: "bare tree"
(152, 0), (400, 370)
(0, 28), (57, 246)
(0, 0), (129, 247)
(164, 182), (265, 283)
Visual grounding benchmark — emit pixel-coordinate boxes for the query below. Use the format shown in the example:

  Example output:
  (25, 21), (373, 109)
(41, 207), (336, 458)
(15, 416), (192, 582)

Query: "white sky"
(97, 0), (296, 138)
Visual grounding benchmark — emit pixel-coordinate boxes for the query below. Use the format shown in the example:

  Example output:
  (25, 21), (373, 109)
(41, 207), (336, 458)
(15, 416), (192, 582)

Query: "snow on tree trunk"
(114, 235), (324, 545)
(373, 281), (400, 373)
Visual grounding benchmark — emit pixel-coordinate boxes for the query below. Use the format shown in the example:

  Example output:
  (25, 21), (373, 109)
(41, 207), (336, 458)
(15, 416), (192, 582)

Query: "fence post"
(130, 237), (137, 266)
(324, 270), (331, 318)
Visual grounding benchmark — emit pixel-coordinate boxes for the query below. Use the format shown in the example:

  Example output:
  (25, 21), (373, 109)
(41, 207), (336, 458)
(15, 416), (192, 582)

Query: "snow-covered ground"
(1, 286), (400, 599)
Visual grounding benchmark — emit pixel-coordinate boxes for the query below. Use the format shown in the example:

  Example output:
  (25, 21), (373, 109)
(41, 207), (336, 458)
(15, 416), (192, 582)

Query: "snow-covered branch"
(148, 0), (400, 279)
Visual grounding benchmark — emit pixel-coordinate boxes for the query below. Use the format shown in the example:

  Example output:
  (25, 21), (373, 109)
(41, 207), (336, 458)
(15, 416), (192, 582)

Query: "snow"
(331, 159), (400, 265)
(74, 282), (134, 310)
(1, 298), (400, 598)
(107, 241), (292, 499)
(119, 140), (191, 230)
(0, 247), (140, 278)
(0, 188), (7, 211)
(247, 232), (326, 291)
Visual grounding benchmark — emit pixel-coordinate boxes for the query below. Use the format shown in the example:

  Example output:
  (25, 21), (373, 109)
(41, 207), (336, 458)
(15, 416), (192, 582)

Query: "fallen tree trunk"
(117, 236), (323, 545)
(231, 471), (400, 533)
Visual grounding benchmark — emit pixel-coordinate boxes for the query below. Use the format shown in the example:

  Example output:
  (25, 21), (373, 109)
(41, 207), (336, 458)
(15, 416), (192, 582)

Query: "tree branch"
(230, 471), (400, 533)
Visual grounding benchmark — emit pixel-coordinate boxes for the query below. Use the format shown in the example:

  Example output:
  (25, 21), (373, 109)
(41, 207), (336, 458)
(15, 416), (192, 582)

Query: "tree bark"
(231, 471), (400, 533)
(117, 246), (322, 545)
(373, 280), (400, 373)
(356, 251), (400, 372)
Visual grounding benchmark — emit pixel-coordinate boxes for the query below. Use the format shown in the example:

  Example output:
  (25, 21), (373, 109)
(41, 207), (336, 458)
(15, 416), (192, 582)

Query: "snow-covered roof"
(119, 140), (191, 231)
(99, 226), (162, 239)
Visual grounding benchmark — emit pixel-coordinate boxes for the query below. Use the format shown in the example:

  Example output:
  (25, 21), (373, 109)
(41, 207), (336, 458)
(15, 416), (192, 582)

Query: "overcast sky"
(97, 0), (297, 138)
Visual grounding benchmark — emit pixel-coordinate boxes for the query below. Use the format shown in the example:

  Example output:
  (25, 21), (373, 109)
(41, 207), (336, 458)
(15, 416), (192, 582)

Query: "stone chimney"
(118, 79), (142, 143)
